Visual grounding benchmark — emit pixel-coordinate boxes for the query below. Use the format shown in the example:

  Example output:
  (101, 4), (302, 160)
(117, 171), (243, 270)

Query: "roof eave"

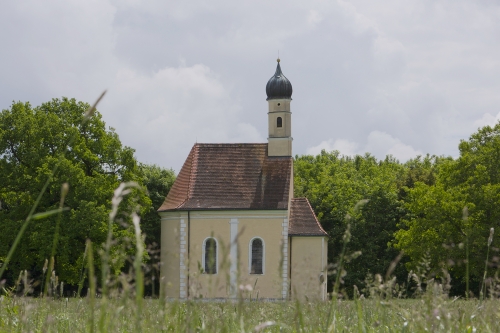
(158, 207), (290, 212)
(289, 233), (329, 237)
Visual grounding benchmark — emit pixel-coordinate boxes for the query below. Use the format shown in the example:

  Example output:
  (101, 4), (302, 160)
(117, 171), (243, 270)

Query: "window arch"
(249, 237), (264, 274)
(277, 117), (282, 128)
(203, 237), (218, 274)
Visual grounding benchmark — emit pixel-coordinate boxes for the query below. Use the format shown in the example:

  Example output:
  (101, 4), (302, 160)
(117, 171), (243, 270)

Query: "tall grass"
(2, 293), (500, 331)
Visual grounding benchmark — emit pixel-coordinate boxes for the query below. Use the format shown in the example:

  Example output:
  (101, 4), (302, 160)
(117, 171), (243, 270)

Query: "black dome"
(266, 60), (292, 100)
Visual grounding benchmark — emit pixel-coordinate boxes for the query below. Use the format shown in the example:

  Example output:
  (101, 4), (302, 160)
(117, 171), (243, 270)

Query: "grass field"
(0, 294), (498, 332)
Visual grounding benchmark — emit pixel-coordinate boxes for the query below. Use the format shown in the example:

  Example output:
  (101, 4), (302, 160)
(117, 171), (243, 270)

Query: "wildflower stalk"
(326, 222), (351, 333)
(480, 227), (494, 300)
(99, 182), (139, 331)
(86, 239), (96, 333)
(15, 271), (22, 295)
(333, 223), (350, 296)
(77, 242), (89, 297)
(40, 259), (48, 296)
(132, 213), (144, 332)
(353, 285), (365, 333)
(463, 207), (470, 300)
(43, 183), (69, 297)
(101, 182), (139, 297)
(466, 235), (469, 299)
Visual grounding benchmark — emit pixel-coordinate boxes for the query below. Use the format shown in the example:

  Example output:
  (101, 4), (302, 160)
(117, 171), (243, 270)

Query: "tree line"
(1, 97), (499, 297)
(294, 124), (500, 297)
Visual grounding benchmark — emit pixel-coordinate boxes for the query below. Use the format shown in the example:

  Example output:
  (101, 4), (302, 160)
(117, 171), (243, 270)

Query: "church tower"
(266, 59), (293, 157)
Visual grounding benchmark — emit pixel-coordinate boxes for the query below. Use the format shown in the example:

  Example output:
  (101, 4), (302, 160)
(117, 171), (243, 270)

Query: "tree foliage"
(140, 164), (176, 248)
(294, 152), (408, 292)
(294, 150), (456, 295)
(394, 124), (500, 294)
(296, 123), (500, 297)
(0, 98), (151, 287)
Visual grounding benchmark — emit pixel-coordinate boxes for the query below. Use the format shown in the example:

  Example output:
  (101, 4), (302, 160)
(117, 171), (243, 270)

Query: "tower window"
(203, 237), (217, 274)
(277, 117), (282, 128)
(250, 238), (264, 274)
(277, 103), (281, 106)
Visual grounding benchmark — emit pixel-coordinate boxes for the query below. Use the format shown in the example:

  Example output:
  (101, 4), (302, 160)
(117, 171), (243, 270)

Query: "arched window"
(203, 237), (217, 274)
(277, 117), (282, 128)
(250, 238), (264, 274)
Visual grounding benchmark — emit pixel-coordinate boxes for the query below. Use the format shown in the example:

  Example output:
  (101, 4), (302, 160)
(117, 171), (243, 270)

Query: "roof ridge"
(173, 144), (196, 210)
(186, 144), (198, 201)
(304, 197), (328, 236)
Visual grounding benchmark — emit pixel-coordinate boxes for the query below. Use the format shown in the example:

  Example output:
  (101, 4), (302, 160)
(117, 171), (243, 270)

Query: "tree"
(294, 151), (408, 293)
(140, 164), (176, 249)
(0, 98), (151, 288)
(394, 123), (500, 295)
(139, 164), (175, 296)
(345, 187), (407, 292)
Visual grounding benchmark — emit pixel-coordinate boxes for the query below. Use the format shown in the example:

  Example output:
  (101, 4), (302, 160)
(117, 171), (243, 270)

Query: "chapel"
(158, 60), (328, 300)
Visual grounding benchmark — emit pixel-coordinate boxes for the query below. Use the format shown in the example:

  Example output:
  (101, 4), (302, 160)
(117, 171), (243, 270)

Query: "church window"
(250, 238), (264, 274)
(277, 117), (282, 128)
(203, 237), (217, 274)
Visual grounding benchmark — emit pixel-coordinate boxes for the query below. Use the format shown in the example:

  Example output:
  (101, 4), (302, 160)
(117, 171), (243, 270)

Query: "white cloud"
(365, 131), (423, 161)
(306, 139), (359, 156)
(473, 112), (500, 130)
(2, 0), (500, 172)
(102, 63), (264, 171)
(307, 131), (422, 162)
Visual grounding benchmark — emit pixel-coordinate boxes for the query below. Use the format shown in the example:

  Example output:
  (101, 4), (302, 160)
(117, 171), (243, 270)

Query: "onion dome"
(266, 59), (293, 100)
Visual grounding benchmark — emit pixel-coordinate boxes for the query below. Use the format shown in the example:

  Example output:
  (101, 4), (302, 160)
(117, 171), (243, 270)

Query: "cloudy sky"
(1, 0), (500, 172)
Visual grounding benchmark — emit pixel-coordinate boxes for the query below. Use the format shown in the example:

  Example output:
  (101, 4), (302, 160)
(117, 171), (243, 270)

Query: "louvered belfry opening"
(251, 238), (263, 274)
(204, 238), (217, 274)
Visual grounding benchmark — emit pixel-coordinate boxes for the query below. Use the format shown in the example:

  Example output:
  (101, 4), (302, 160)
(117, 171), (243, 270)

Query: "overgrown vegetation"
(1, 95), (500, 331)
(1, 296), (500, 332)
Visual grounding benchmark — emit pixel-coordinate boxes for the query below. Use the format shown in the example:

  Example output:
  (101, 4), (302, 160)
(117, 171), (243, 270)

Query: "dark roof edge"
(266, 97), (292, 101)
(192, 143), (268, 146)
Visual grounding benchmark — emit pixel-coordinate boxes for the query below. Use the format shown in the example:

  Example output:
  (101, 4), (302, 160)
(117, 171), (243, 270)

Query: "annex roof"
(289, 198), (328, 236)
(158, 143), (292, 211)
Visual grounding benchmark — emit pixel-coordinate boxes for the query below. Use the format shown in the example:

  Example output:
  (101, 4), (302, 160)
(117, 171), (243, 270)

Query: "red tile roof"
(158, 143), (292, 211)
(289, 198), (328, 236)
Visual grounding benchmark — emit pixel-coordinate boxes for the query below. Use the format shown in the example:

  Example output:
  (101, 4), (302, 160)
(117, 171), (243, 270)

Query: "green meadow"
(1, 296), (499, 332)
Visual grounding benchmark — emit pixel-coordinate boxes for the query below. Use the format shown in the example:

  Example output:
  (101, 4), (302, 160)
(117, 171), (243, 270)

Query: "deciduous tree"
(0, 98), (151, 288)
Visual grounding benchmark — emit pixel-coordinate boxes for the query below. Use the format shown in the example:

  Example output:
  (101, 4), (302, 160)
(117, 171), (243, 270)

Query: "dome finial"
(277, 58), (280, 63)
